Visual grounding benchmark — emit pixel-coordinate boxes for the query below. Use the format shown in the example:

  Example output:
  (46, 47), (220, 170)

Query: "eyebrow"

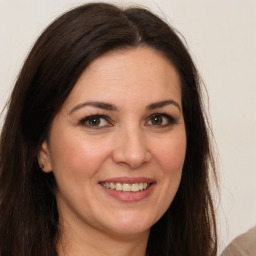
(69, 99), (181, 114)
(69, 101), (118, 114)
(146, 100), (181, 112)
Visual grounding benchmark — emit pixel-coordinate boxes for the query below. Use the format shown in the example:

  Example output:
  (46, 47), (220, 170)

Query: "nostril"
(112, 148), (151, 169)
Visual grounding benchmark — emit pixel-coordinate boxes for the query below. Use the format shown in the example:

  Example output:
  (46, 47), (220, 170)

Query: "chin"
(101, 211), (157, 236)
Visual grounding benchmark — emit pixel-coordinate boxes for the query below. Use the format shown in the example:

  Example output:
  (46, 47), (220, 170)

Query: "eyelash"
(79, 115), (112, 129)
(146, 113), (177, 127)
(79, 113), (177, 129)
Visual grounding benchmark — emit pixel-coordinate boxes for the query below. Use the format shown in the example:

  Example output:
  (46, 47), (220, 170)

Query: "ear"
(37, 140), (53, 173)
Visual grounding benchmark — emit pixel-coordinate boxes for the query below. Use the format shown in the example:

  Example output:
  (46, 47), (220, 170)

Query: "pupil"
(152, 116), (162, 125)
(90, 118), (100, 126)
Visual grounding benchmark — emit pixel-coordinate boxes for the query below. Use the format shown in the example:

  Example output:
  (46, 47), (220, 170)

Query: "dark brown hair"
(0, 3), (217, 256)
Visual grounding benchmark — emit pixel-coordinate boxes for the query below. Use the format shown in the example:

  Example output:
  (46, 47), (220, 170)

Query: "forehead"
(64, 47), (182, 109)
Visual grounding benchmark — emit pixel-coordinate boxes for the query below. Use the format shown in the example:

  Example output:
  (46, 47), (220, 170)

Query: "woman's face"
(39, 47), (186, 238)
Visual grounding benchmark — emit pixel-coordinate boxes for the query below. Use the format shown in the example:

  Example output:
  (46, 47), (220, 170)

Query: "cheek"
(149, 132), (186, 220)
(48, 130), (111, 181)
(154, 132), (187, 173)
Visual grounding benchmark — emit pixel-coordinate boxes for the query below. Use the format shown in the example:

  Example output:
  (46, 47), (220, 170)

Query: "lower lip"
(100, 184), (155, 202)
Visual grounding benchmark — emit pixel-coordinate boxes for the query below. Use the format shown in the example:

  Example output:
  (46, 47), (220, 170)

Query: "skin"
(38, 47), (187, 256)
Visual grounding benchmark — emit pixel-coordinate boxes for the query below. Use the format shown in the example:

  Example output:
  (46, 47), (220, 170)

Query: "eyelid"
(79, 115), (112, 128)
(145, 113), (177, 126)
(78, 112), (177, 129)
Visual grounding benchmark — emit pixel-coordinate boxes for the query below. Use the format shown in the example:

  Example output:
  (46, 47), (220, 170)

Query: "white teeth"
(131, 183), (138, 192)
(139, 183), (144, 191)
(123, 183), (131, 192)
(116, 183), (122, 191)
(101, 182), (150, 192)
(110, 182), (115, 189)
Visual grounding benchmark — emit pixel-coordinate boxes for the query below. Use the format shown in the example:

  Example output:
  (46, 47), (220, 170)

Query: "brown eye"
(151, 115), (163, 125)
(80, 115), (110, 128)
(146, 113), (176, 127)
(88, 117), (101, 126)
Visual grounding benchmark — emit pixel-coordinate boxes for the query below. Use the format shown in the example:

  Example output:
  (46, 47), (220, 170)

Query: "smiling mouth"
(100, 182), (151, 192)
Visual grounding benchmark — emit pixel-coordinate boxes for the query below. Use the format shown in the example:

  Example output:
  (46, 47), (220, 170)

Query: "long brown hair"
(0, 3), (217, 256)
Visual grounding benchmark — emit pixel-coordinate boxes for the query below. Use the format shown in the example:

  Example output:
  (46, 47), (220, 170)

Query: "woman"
(0, 3), (217, 256)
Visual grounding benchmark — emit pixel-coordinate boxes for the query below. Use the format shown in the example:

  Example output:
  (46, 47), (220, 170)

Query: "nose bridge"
(112, 123), (150, 168)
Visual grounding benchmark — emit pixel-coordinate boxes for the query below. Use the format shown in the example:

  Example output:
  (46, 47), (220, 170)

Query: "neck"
(57, 216), (149, 256)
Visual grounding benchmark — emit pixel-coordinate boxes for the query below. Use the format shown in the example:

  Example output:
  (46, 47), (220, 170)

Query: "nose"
(112, 127), (151, 169)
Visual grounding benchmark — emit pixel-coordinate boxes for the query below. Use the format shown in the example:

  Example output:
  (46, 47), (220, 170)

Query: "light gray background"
(1, 0), (256, 254)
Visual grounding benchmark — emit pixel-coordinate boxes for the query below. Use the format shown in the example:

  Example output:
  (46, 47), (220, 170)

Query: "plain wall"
(1, 0), (256, 254)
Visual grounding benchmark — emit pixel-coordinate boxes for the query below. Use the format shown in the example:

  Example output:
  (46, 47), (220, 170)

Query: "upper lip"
(99, 176), (155, 184)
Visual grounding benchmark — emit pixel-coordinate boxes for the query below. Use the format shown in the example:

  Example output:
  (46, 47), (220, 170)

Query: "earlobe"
(37, 140), (52, 173)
